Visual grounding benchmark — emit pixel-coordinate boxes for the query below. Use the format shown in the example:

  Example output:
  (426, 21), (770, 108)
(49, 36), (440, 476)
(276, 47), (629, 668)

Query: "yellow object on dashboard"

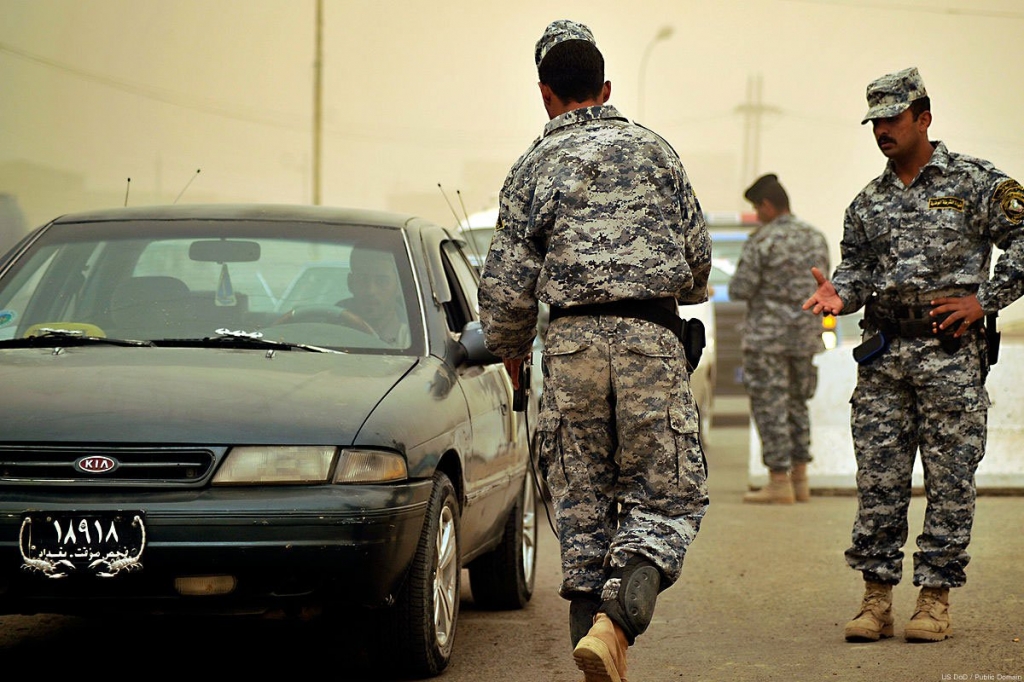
(23, 322), (106, 338)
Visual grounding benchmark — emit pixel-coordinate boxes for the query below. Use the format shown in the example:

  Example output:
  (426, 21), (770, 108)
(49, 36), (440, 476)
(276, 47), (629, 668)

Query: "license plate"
(20, 512), (146, 578)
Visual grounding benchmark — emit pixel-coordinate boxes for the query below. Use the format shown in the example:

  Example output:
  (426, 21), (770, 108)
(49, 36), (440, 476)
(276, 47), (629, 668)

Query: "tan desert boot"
(844, 581), (894, 641)
(791, 462), (810, 502)
(905, 587), (952, 642)
(742, 471), (795, 504)
(573, 612), (628, 682)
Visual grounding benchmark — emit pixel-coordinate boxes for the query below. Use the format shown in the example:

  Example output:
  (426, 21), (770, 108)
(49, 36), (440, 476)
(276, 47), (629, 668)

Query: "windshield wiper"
(152, 328), (342, 354)
(0, 328), (155, 348)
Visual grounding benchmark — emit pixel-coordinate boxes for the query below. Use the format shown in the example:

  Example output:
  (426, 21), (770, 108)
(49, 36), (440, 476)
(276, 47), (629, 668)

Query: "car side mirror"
(459, 320), (501, 366)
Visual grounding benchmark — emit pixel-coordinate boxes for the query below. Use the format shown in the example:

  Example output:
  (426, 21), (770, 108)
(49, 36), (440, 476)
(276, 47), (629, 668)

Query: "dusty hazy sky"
(2, 0), (1023, 260)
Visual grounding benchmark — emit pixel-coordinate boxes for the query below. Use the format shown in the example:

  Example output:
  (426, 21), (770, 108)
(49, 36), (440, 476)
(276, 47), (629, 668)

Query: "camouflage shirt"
(729, 214), (830, 354)
(478, 105), (710, 359)
(832, 141), (1024, 314)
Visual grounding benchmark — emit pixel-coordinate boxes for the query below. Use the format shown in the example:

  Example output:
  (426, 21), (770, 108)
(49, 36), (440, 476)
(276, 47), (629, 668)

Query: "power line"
(0, 41), (304, 131)
(781, 0), (1024, 20)
(0, 40), (529, 148)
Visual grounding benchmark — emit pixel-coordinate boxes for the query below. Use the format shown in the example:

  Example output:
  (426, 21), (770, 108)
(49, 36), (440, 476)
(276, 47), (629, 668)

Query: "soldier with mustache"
(804, 67), (1024, 644)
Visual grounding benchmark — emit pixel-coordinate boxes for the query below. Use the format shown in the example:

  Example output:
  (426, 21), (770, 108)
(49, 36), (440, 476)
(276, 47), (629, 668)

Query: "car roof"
(48, 203), (420, 230)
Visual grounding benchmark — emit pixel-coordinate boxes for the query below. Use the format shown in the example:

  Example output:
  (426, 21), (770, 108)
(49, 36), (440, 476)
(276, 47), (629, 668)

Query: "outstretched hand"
(802, 267), (844, 316)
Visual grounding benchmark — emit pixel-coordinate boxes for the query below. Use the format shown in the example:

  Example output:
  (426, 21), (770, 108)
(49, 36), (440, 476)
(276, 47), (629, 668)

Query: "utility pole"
(312, 0), (323, 205)
(637, 26), (673, 122)
(735, 73), (780, 186)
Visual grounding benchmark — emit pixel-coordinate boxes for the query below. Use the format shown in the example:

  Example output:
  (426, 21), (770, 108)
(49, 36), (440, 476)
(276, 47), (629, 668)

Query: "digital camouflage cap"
(861, 66), (928, 124)
(535, 19), (597, 67)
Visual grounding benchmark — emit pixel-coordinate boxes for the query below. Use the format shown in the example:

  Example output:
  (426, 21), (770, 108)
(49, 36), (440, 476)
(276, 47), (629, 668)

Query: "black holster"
(681, 317), (705, 371)
(986, 312), (1000, 366)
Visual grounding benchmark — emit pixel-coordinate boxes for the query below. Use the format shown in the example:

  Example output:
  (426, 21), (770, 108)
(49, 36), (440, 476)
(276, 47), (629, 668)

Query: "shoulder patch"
(928, 196), (965, 212)
(993, 179), (1024, 224)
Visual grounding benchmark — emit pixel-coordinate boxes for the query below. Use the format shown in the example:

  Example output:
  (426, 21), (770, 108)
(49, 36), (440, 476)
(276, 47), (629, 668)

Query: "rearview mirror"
(189, 240), (261, 263)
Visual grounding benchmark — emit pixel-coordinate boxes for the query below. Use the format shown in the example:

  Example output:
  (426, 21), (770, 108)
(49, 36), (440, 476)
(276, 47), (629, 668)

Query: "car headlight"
(212, 446), (408, 485)
(213, 446), (337, 484)
(333, 449), (408, 483)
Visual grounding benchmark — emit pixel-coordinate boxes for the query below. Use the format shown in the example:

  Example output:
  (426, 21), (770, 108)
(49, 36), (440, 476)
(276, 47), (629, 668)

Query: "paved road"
(445, 421), (1024, 681)
(2, 422), (1021, 680)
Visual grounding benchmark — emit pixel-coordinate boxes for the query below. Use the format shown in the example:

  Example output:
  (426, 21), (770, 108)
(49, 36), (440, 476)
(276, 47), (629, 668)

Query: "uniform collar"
(923, 140), (951, 173)
(881, 140), (950, 185)
(543, 105), (628, 137)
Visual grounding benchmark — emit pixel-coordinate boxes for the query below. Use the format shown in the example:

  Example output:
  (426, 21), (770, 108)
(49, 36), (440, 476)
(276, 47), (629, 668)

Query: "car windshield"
(0, 219), (423, 355)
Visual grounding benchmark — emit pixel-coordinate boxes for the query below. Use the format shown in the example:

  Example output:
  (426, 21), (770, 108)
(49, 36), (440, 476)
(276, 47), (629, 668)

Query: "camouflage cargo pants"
(534, 315), (709, 599)
(742, 350), (818, 472)
(845, 334), (989, 588)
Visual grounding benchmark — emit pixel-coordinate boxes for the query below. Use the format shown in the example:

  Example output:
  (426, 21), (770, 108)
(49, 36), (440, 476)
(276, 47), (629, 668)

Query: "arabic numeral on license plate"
(50, 518), (120, 546)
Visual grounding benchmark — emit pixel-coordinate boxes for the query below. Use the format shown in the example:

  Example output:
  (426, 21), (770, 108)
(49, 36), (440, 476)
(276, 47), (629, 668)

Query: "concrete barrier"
(747, 338), (1024, 492)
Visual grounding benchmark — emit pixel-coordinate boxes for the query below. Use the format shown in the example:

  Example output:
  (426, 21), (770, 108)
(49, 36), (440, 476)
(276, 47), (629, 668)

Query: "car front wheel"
(467, 472), (537, 609)
(388, 471), (461, 677)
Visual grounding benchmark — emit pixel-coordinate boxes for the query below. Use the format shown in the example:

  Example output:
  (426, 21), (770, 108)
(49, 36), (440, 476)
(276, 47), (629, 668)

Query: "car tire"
(388, 471), (461, 677)
(467, 472), (537, 610)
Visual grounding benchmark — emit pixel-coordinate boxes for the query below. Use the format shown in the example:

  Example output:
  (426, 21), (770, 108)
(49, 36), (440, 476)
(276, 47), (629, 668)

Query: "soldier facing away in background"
(804, 66), (1024, 644)
(731, 173), (830, 504)
(478, 19), (711, 682)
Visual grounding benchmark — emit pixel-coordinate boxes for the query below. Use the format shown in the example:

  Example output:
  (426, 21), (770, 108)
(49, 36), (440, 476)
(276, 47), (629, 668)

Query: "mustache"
(877, 135), (896, 146)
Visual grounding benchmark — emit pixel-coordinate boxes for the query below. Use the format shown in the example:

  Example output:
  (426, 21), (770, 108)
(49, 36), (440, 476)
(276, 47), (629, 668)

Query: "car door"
(438, 240), (520, 548)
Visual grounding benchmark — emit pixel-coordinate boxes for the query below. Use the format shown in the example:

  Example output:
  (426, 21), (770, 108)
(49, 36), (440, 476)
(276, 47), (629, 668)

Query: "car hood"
(0, 347), (420, 444)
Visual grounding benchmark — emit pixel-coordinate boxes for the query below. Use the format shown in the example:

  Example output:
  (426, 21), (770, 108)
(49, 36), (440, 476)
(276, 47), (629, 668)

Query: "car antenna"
(455, 188), (486, 267)
(124, 177), (131, 207)
(437, 183), (464, 229)
(456, 189), (471, 226)
(438, 184), (484, 265)
(174, 168), (201, 204)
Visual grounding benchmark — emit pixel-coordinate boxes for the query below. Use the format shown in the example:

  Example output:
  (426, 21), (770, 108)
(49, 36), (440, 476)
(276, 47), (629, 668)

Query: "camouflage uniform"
(833, 141), (1024, 588)
(478, 103), (711, 601)
(730, 214), (830, 472)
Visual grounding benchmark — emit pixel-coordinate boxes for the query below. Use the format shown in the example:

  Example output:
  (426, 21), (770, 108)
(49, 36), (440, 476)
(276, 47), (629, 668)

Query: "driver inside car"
(336, 246), (410, 348)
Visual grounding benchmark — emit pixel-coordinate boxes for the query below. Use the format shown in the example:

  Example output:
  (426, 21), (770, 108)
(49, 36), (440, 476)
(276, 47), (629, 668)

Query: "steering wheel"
(275, 305), (377, 335)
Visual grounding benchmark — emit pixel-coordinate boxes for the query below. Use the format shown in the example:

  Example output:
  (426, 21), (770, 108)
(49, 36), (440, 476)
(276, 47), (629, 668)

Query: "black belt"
(892, 304), (931, 319)
(548, 297), (682, 340)
(866, 304), (962, 353)
(548, 296), (705, 370)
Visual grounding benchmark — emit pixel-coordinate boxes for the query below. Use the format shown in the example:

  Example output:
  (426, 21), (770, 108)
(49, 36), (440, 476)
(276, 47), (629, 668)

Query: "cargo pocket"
(799, 365), (819, 401)
(535, 408), (569, 499)
(669, 395), (706, 484)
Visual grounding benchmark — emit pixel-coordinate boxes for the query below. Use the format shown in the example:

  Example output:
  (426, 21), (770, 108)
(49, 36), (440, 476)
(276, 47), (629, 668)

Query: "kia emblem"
(75, 455), (119, 474)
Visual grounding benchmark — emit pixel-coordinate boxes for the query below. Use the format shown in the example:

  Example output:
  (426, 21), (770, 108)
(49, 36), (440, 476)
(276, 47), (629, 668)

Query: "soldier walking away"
(803, 67), (1024, 644)
(731, 174), (830, 504)
(478, 19), (711, 681)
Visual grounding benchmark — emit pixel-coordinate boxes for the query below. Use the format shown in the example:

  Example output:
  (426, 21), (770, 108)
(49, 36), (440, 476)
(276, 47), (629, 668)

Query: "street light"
(637, 25), (674, 122)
